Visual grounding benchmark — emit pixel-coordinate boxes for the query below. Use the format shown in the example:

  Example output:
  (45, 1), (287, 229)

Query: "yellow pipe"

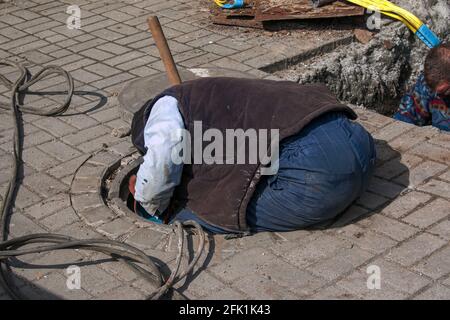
(212, 0), (441, 48)
(345, 0), (440, 47)
(345, 0), (421, 31)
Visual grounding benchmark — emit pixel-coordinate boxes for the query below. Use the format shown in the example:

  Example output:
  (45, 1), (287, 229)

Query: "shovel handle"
(147, 16), (182, 85)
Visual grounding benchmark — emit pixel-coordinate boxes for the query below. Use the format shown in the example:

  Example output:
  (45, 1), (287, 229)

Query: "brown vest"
(131, 77), (357, 233)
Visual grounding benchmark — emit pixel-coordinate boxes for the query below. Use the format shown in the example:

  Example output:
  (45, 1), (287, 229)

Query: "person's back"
(130, 78), (376, 234)
(394, 42), (450, 131)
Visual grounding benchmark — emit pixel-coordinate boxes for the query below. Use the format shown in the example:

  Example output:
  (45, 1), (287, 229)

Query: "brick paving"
(0, 0), (449, 300)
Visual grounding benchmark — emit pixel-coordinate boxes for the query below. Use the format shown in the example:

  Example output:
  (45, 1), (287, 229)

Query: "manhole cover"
(118, 68), (255, 124)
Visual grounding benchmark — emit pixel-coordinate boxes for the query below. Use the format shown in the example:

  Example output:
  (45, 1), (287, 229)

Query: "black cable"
(0, 60), (206, 300)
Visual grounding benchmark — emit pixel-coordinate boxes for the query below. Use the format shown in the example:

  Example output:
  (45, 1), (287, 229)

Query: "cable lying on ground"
(0, 60), (206, 300)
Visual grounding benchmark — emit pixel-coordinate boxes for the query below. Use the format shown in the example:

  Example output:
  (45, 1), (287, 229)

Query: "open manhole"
(103, 154), (173, 228)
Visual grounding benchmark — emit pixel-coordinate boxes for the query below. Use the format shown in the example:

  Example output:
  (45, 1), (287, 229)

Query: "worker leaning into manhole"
(394, 42), (450, 131)
(127, 77), (376, 235)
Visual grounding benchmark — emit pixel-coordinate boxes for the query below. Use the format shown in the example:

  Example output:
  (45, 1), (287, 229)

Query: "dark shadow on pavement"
(19, 90), (108, 116)
(4, 274), (62, 300)
(263, 16), (367, 32)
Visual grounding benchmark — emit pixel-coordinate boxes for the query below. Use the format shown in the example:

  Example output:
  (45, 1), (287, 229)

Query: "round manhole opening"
(104, 154), (172, 229)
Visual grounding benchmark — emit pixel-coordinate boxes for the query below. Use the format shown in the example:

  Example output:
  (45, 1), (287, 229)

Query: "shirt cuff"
(134, 193), (170, 217)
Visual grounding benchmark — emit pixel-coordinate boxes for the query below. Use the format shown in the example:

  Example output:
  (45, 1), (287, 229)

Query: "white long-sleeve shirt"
(134, 96), (185, 215)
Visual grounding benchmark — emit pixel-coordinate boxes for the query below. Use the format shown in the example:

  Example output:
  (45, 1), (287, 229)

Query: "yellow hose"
(346, 0), (440, 48)
(212, 0), (440, 48)
(214, 0), (229, 7)
(345, 0), (422, 32)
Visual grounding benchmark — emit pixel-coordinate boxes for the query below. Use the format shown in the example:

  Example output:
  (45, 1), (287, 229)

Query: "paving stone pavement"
(0, 0), (449, 300)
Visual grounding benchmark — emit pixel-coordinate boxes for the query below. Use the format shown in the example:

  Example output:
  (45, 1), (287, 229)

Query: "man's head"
(424, 42), (450, 97)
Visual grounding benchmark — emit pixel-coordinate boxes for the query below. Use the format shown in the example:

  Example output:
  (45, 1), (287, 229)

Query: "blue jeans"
(173, 112), (376, 234)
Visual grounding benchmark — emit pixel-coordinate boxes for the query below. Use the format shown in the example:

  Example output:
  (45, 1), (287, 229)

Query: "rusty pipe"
(147, 16), (182, 86)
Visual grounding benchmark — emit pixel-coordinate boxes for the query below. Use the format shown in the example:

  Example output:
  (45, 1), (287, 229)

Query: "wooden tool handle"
(147, 16), (182, 86)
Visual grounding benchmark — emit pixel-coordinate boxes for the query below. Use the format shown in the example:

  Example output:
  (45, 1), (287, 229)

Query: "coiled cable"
(0, 60), (206, 300)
